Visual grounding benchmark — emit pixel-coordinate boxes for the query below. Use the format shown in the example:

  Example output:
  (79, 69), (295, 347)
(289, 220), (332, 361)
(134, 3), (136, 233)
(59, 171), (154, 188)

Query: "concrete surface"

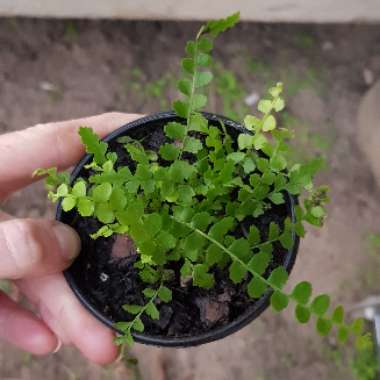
(358, 80), (380, 189)
(1, 0), (380, 23)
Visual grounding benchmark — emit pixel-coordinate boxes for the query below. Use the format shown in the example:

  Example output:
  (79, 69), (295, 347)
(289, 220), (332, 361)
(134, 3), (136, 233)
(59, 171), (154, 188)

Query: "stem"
(124, 283), (163, 337)
(251, 237), (280, 250)
(117, 343), (127, 363)
(179, 26), (205, 159)
(171, 216), (282, 293)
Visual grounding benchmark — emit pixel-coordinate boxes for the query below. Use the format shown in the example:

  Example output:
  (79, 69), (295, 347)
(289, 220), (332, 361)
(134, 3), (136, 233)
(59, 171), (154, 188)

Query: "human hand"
(0, 112), (141, 364)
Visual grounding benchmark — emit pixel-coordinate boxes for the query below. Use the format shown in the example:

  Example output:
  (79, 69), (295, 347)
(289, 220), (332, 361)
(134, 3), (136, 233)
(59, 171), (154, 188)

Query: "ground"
(0, 18), (380, 380)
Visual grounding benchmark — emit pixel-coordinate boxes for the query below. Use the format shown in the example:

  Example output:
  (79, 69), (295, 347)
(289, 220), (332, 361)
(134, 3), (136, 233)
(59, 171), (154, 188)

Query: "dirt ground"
(1, 18), (380, 380)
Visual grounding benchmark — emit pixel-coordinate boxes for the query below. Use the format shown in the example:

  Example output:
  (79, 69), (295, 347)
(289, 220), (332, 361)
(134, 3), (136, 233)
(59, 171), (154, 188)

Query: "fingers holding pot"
(17, 274), (119, 365)
(0, 291), (58, 355)
(0, 218), (80, 279)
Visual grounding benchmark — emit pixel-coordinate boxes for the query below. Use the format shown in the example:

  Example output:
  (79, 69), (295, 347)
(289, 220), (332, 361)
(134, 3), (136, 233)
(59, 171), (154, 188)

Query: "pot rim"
(59, 111), (300, 347)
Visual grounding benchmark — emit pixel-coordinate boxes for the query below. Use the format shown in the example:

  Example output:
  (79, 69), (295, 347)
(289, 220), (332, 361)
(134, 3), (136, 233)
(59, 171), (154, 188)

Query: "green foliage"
(247, 277), (267, 298)
(316, 318), (332, 336)
(164, 122), (186, 141)
(205, 12), (240, 37)
(291, 281), (312, 304)
(33, 167), (69, 191)
(213, 63), (250, 121)
(36, 13), (368, 352)
(0, 280), (12, 295)
(368, 233), (380, 255)
(193, 264), (215, 288)
(350, 335), (379, 380)
(311, 294), (330, 316)
(322, 334), (378, 380)
(115, 282), (170, 345)
(295, 304), (310, 323)
(78, 127), (108, 165)
(270, 290), (289, 312)
(268, 267), (288, 289)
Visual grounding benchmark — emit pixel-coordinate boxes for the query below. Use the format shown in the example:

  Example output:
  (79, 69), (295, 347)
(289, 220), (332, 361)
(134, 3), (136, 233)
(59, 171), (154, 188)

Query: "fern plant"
(35, 12), (370, 350)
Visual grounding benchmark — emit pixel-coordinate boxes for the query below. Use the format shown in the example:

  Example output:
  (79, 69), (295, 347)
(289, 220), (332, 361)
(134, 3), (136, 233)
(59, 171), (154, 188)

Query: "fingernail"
(53, 223), (81, 260)
(53, 338), (63, 354)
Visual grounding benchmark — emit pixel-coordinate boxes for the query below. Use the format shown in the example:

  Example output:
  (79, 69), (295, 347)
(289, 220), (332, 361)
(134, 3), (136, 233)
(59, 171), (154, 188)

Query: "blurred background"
(1, 1), (380, 379)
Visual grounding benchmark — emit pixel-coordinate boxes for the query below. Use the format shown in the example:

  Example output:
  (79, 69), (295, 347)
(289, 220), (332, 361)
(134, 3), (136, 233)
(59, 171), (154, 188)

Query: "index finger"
(0, 112), (141, 199)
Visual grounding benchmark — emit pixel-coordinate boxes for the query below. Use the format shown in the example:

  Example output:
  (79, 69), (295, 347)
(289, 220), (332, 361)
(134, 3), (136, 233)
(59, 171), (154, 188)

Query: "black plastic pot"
(58, 111), (299, 347)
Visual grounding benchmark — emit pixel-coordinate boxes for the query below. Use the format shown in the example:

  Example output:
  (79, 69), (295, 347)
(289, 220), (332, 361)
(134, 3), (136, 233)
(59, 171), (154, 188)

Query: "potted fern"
(36, 13), (368, 349)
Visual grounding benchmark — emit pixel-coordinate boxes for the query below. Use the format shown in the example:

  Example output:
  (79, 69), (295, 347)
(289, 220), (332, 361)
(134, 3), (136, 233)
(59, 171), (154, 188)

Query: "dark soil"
(62, 115), (295, 339)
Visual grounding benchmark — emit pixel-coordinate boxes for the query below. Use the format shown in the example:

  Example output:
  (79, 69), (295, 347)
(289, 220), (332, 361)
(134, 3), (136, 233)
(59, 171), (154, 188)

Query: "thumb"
(0, 218), (80, 279)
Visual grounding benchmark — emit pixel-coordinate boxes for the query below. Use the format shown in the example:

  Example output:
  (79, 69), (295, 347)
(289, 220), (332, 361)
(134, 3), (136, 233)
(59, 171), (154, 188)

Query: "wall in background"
(1, 0), (380, 23)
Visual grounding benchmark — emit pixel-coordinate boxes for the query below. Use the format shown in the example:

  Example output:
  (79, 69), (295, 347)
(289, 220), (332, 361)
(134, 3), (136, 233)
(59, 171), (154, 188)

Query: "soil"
(62, 116), (295, 340)
(1, 18), (380, 380)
